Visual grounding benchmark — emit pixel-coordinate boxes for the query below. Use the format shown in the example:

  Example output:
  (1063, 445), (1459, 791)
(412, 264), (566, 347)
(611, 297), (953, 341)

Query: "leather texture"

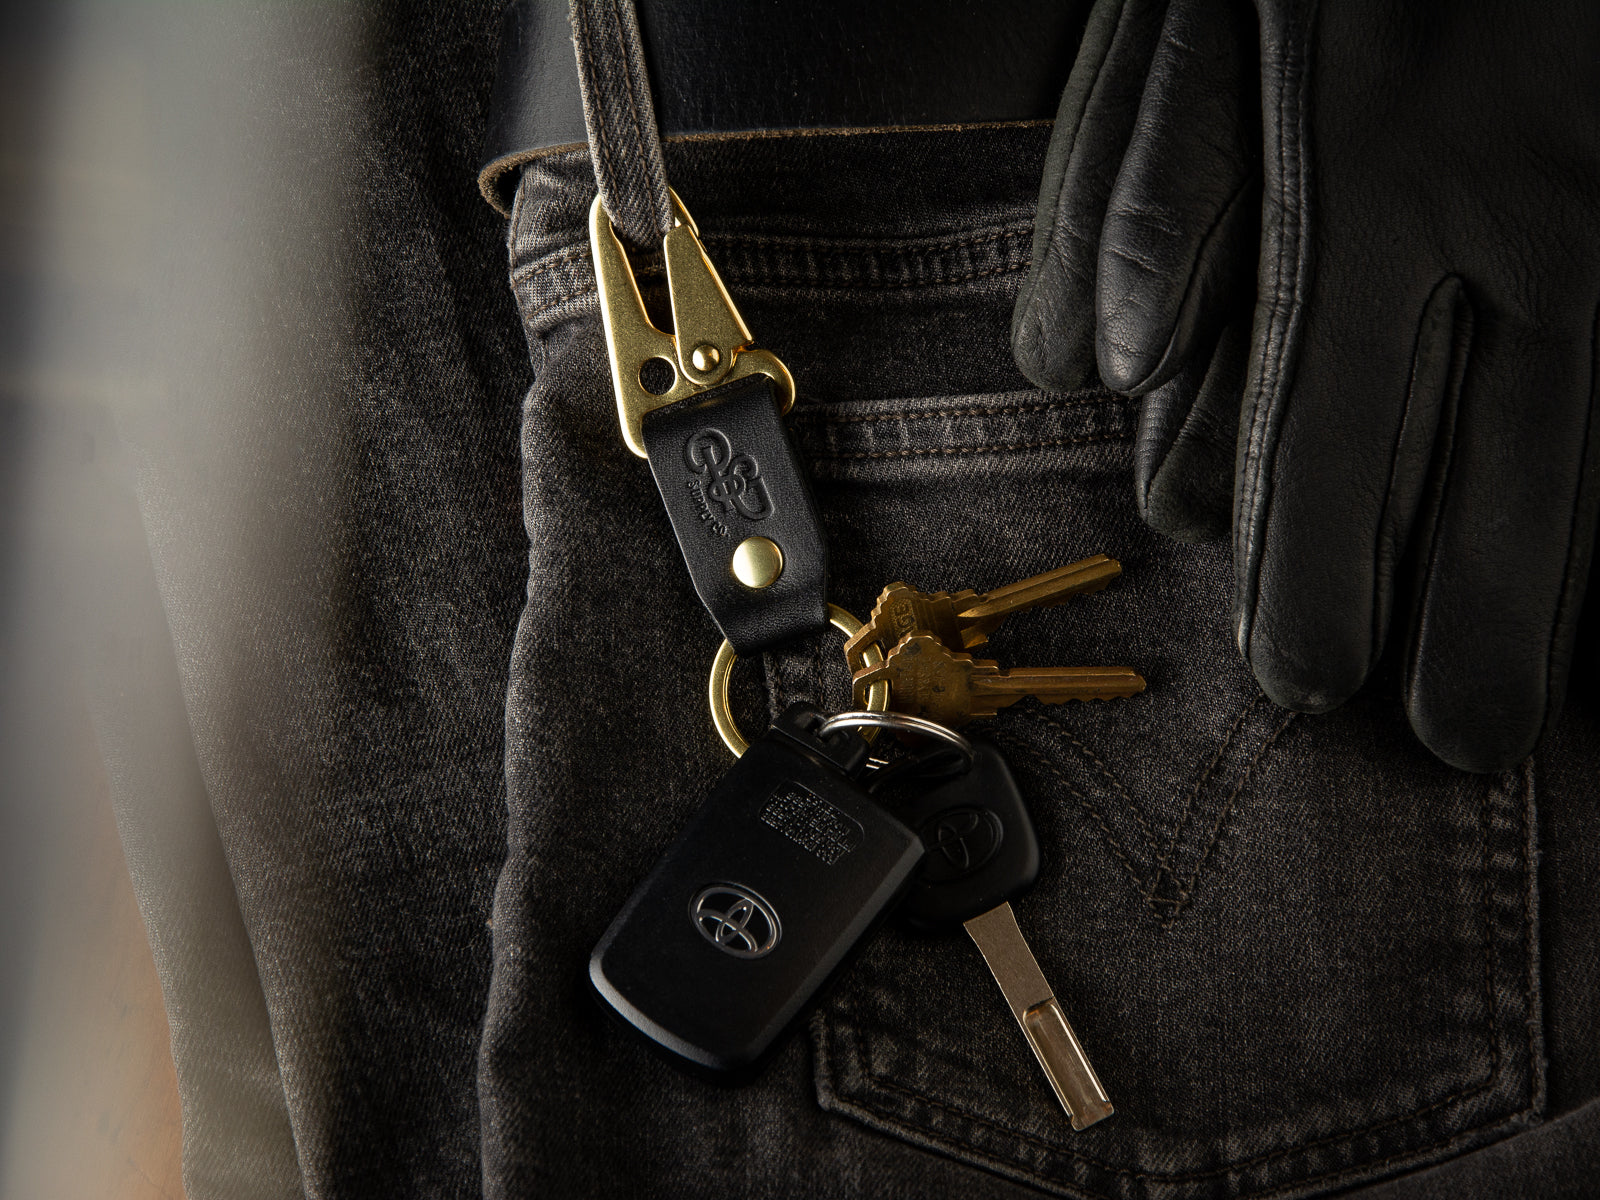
(1014, 0), (1600, 773)
(480, 0), (590, 214)
(641, 374), (829, 655)
(1012, 0), (1259, 545)
(480, 0), (1091, 215)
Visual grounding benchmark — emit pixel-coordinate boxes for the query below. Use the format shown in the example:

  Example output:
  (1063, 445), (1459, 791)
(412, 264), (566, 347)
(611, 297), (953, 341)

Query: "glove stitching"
(1236, 5), (1314, 659)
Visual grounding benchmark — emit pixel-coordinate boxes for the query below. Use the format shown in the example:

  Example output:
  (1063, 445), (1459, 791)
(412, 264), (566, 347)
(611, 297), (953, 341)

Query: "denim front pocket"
(789, 389), (1541, 1200)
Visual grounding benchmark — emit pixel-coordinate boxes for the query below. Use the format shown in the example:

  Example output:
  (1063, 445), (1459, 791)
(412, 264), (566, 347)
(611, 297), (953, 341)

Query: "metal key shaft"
(895, 740), (1113, 1129)
(851, 634), (1145, 726)
(965, 904), (1114, 1131)
(952, 555), (1123, 649)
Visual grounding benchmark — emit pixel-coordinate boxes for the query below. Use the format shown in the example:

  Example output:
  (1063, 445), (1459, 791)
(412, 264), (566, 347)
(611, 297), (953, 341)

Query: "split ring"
(709, 604), (890, 757)
(817, 710), (974, 773)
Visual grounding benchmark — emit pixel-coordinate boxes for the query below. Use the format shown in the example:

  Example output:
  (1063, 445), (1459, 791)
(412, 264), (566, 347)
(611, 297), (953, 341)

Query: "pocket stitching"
(809, 432), (1129, 462)
(817, 760), (1538, 1197)
(990, 699), (1297, 927)
(1159, 707), (1299, 924)
(795, 400), (1111, 425)
(990, 727), (1150, 897)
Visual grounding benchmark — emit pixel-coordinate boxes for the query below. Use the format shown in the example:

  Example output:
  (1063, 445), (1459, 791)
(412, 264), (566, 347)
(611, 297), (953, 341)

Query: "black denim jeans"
(479, 123), (1600, 1198)
(82, 5), (1600, 1197)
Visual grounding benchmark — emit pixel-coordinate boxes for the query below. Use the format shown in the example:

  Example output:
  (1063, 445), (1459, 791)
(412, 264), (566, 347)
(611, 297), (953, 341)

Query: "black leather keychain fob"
(642, 374), (828, 654)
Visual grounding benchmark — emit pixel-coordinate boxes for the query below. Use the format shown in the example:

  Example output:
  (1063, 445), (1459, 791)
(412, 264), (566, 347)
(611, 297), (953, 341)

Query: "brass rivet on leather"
(731, 536), (783, 589)
(690, 342), (721, 372)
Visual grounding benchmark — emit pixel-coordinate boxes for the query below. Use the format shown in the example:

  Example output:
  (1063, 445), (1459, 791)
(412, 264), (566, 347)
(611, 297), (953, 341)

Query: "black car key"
(590, 703), (923, 1076)
(894, 741), (1114, 1129)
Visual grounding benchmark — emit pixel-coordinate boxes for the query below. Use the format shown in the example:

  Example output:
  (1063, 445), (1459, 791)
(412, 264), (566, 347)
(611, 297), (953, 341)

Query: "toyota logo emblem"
(918, 806), (1004, 884)
(690, 884), (781, 958)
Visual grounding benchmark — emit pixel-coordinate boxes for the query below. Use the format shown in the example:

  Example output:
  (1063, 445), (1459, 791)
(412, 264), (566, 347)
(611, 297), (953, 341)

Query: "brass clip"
(590, 190), (795, 457)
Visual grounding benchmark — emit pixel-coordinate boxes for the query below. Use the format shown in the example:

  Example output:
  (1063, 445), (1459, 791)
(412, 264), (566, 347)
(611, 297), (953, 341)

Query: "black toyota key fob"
(589, 703), (924, 1077)
(888, 738), (1114, 1129)
(892, 739), (1040, 933)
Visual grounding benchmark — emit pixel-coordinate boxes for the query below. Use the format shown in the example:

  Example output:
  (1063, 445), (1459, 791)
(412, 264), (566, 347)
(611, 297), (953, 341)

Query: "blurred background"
(0, 6), (169, 1196)
(0, 3), (380, 1194)
(0, 4), (185, 1195)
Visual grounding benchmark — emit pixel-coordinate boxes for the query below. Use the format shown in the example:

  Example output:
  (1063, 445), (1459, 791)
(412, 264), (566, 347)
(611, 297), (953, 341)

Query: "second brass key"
(851, 634), (1145, 726)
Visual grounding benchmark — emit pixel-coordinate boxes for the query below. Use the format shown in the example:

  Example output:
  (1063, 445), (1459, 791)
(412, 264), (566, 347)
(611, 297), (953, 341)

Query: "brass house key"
(843, 556), (1124, 675)
(851, 634), (1145, 727)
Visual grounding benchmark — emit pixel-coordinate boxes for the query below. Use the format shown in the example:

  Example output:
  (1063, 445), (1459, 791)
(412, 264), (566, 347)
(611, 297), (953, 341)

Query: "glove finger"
(1236, 276), (1474, 715)
(1134, 312), (1249, 542)
(1012, 0), (1169, 391)
(1097, 0), (1261, 397)
(1401, 299), (1600, 772)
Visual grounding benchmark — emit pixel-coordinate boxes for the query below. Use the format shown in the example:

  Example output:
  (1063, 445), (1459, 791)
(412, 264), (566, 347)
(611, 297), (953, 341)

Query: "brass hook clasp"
(590, 189), (795, 457)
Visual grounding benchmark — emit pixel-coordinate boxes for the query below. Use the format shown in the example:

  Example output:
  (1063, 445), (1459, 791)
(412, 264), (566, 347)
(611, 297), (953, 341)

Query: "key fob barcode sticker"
(760, 784), (862, 866)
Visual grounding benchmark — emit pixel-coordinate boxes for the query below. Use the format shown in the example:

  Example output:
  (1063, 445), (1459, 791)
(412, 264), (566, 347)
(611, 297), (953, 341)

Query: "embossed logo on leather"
(684, 428), (773, 524)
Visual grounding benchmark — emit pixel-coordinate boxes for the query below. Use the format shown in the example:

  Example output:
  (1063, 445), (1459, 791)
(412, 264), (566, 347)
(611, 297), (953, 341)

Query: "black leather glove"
(1014, 0), (1600, 772)
(1013, 0), (1261, 543)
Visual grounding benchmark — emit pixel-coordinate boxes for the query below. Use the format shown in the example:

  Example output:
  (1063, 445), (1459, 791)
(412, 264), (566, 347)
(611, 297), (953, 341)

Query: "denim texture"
(481, 125), (1600, 1198)
(73, 3), (1600, 1195)
(80, 4), (524, 1197)
(568, 0), (674, 248)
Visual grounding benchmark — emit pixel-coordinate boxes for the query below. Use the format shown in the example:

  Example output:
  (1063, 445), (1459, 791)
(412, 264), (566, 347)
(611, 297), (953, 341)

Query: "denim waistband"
(507, 123), (1059, 341)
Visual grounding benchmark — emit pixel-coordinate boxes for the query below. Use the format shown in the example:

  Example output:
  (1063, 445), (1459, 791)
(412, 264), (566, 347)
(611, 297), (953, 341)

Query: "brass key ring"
(709, 604), (890, 757)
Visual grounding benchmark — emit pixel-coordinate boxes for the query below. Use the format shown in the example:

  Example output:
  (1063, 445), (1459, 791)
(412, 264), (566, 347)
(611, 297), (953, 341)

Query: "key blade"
(960, 556), (1122, 619)
(964, 903), (1113, 1130)
(955, 556), (1122, 647)
(967, 666), (1147, 711)
(1023, 999), (1115, 1131)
